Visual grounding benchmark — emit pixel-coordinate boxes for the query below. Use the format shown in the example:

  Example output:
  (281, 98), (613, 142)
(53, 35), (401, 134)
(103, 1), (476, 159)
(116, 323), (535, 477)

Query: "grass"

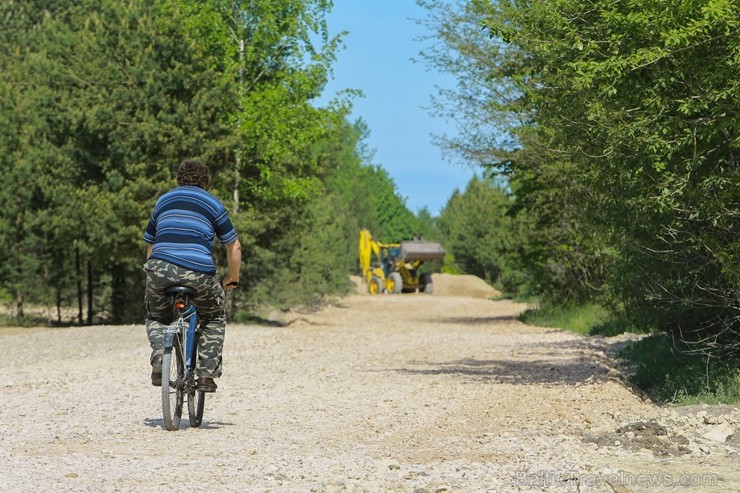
(0, 313), (53, 328)
(622, 334), (740, 405)
(520, 301), (740, 405)
(519, 302), (615, 335)
(232, 309), (286, 327)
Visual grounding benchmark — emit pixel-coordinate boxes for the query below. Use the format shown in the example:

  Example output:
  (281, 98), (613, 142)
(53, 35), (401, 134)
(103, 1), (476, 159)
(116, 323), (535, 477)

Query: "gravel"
(1, 292), (738, 492)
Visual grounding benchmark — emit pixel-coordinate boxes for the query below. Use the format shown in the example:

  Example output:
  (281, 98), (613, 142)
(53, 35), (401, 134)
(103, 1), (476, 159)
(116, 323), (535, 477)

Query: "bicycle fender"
(163, 326), (178, 348)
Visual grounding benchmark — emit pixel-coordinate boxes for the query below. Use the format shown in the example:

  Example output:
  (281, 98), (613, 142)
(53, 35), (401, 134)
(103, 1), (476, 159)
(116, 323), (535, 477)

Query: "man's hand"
(222, 277), (239, 290)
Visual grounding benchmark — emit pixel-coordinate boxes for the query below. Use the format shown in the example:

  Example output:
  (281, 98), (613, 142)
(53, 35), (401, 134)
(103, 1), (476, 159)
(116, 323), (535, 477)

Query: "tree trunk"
(15, 290), (24, 319)
(87, 261), (93, 325)
(111, 263), (125, 324)
(233, 37), (245, 214)
(56, 288), (62, 325)
(76, 247), (83, 325)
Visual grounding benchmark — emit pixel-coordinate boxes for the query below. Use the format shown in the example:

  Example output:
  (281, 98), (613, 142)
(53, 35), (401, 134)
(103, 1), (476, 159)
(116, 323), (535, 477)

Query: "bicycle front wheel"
(188, 389), (205, 427)
(161, 337), (184, 431)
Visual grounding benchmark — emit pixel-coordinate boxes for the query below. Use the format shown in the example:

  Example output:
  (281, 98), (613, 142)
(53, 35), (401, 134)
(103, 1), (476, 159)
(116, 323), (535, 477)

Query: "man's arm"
(146, 243), (153, 259)
(222, 239), (242, 289)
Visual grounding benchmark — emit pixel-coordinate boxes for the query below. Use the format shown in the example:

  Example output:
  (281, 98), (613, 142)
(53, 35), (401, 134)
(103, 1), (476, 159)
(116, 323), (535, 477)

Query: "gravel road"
(1, 288), (739, 492)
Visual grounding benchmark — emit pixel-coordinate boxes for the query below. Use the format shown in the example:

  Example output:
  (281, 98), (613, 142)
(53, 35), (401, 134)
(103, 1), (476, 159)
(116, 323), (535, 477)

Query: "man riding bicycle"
(143, 159), (241, 393)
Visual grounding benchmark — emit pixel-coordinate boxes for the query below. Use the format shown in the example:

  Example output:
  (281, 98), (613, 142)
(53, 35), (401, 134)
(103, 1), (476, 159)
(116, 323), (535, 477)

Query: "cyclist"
(143, 159), (241, 393)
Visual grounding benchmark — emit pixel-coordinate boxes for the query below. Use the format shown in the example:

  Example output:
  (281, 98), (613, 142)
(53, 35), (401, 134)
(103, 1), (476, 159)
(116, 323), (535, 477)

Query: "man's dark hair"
(176, 159), (210, 188)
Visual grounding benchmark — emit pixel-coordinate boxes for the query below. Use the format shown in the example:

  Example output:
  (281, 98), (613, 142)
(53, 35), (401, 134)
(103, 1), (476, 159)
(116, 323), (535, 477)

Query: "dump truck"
(358, 228), (446, 295)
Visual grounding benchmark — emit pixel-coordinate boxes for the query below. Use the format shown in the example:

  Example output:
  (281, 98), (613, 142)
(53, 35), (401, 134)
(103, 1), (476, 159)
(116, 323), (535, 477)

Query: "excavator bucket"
(399, 241), (446, 262)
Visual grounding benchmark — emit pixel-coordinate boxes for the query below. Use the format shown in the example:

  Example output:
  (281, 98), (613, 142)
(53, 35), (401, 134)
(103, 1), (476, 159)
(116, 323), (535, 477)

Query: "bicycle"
(161, 285), (205, 431)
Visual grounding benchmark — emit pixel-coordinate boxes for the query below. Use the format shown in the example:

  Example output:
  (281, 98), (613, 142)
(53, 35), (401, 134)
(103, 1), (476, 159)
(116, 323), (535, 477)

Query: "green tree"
(0, 1), (234, 321)
(320, 118), (420, 262)
(420, 0), (740, 351)
(0, 0), (351, 323)
(437, 175), (527, 293)
(159, 0), (350, 310)
(0, 0), (428, 324)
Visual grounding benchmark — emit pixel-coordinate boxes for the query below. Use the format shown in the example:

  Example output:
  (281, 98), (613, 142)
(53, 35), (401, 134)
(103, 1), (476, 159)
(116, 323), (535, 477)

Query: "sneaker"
(151, 351), (163, 387)
(196, 377), (218, 393)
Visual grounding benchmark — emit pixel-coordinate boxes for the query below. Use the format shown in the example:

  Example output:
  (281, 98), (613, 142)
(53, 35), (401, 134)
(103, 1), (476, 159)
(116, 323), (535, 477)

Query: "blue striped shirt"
(144, 186), (238, 274)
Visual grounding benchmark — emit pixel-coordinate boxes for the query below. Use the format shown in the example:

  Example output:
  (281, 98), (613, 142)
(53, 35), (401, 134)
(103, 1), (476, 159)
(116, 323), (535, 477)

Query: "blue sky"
(318, 1), (477, 216)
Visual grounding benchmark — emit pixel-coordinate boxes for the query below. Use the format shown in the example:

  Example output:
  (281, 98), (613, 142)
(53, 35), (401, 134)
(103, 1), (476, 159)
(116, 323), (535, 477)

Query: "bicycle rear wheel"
(162, 336), (184, 431)
(188, 336), (205, 427)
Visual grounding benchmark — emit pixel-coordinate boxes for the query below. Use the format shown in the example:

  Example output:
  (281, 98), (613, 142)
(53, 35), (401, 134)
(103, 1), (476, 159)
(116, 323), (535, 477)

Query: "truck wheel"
(420, 274), (433, 294)
(388, 272), (403, 294)
(369, 276), (384, 295)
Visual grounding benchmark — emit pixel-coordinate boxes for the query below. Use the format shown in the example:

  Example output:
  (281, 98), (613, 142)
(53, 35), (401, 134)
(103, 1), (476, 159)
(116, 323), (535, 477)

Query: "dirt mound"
(351, 273), (501, 298)
(584, 420), (691, 457)
(350, 275), (366, 294)
(431, 273), (501, 298)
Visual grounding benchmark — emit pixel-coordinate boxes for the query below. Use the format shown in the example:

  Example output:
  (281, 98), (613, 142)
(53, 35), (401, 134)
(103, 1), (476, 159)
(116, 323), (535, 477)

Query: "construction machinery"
(358, 228), (446, 295)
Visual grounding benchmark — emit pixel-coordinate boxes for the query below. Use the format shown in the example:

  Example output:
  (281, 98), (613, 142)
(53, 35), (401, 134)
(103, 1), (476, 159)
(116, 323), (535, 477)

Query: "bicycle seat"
(164, 286), (197, 297)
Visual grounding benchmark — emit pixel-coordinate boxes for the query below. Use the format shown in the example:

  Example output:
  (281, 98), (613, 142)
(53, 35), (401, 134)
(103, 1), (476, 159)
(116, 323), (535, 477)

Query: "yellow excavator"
(359, 228), (446, 295)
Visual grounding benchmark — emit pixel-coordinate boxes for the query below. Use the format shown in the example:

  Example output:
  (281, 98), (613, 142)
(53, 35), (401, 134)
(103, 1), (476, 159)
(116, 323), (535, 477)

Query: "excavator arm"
(358, 229), (379, 281)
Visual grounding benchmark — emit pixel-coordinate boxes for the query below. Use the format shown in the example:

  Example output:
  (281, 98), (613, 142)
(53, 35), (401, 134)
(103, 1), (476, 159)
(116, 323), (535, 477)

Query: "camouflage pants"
(144, 259), (225, 378)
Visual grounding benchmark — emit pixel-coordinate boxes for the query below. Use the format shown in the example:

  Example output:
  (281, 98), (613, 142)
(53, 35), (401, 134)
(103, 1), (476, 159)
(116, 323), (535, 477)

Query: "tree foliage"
(437, 175), (528, 293)
(1, 0), (214, 322)
(0, 0), (422, 322)
(420, 0), (740, 352)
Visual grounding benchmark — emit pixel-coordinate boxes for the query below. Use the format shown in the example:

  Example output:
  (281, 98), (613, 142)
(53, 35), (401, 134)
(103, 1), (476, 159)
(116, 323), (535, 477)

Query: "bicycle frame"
(163, 301), (198, 375)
